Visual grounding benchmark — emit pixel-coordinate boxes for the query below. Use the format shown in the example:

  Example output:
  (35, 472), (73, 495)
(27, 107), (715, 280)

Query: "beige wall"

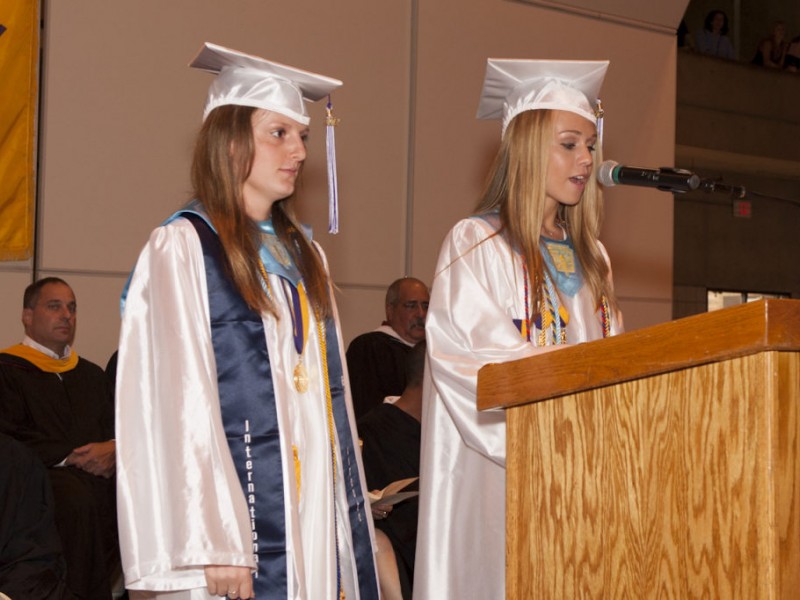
(0, 0), (687, 365)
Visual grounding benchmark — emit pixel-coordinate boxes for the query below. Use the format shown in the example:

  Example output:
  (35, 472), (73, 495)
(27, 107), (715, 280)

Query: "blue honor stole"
(180, 206), (378, 599)
(183, 212), (288, 598)
(318, 315), (380, 599)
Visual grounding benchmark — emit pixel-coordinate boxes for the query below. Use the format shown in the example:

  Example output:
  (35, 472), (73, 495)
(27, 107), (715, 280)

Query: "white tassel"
(326, 98), (340, 234)
(595, 98), (604, 147)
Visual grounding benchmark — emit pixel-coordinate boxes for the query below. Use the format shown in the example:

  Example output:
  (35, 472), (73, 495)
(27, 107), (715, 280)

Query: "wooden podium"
(477, 299), (800, 599)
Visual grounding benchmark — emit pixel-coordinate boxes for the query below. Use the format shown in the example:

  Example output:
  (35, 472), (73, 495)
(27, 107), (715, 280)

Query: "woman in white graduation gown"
(414, 59), (624, 600)
(115, 43), (379, 600)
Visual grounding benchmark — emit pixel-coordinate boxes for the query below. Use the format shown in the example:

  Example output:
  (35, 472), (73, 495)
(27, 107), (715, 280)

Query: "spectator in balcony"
(695, 10), (735, 60)
(785, 34), (800, 72)
(752, 20), (787, 68)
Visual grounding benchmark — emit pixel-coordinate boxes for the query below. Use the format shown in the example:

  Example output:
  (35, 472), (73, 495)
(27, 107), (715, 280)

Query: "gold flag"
(0, 0), (39, 260)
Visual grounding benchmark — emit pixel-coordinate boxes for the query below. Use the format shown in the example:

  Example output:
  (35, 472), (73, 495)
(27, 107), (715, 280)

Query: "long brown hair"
(190, 105), (333, 318)
(474, 109), (614, 313)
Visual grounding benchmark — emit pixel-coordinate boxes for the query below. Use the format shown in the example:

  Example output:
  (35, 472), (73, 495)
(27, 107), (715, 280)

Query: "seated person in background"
(0, 433), (71, 600)
(0, 278), (119, 600)
(358, 341), (425, 600)
(104, 350), (118, 401)
(347, 277), (429, 421)
(752, 20), (788, 68)
(785, 34), (800, 72)
(694, 10), (735, 60)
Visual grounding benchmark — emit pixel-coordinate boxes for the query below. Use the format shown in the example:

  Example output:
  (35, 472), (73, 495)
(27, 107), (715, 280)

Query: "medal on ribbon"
(281, 279), (310, 393)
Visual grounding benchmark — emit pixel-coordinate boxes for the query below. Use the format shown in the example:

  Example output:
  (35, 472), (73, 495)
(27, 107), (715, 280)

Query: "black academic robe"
(0, 353), (118, 600)
(0, 433), (73, 599)
(358, 403), (420, 600)
(346, 331), (413, 421)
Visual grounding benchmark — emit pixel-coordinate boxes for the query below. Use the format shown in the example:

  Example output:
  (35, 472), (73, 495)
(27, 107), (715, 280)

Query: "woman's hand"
(204, 565), (254, 599)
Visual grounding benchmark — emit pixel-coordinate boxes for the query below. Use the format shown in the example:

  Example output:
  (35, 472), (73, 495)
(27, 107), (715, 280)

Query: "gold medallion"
(293, 361), (309, 393)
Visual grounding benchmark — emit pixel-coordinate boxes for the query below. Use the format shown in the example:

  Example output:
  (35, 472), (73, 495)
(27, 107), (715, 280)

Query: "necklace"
(541, 222), (565, 240)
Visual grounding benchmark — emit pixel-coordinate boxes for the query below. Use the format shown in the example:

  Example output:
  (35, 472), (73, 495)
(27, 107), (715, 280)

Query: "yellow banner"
(0, 0), (39, 261)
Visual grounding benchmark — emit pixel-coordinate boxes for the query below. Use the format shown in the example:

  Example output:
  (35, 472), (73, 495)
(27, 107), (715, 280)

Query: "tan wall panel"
(517, 0), (686, 30)
(612, 297), (673, 334)
(38, 0), (412, 286)
(0, 271), (34, 352)
(335, 287), (386, 349)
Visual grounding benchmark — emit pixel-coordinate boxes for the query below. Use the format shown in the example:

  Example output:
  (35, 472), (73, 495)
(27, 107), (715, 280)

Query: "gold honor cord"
(316, 313), (346, 600)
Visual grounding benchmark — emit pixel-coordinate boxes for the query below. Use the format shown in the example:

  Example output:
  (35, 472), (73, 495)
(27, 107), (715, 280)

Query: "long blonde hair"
(190, 105), (333, 319)
(474, 109), (614, 313)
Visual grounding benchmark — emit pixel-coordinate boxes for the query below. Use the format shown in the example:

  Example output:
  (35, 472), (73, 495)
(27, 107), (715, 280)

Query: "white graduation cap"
(190, 42), (345, 233)
(189, 42), (342, 124)
(477, 59), (609, 135)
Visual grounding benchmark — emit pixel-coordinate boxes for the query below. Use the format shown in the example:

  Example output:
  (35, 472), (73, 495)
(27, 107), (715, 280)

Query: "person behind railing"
(784, 33), (800, 72)
(752, 20), (788, 68)
(694, 10), (735, 60)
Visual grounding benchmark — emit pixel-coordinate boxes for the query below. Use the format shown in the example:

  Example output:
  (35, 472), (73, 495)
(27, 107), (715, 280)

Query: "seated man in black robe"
(346, 277), (429, 421)
(358, 341), (425, 600)
(0, 277), (119, 600)
(0, 433), (72, 599)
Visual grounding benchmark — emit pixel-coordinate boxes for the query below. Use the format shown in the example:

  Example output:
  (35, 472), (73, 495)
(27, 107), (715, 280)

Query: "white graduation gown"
(414, 216), (622, 600)
(116, 217), (376, 599)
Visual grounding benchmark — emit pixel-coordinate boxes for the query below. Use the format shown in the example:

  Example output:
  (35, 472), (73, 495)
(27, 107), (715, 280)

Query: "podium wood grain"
(478, 300), (800, 599)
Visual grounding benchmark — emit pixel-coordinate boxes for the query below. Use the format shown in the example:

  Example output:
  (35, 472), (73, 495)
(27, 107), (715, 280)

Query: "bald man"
(346, 277), (429, 421)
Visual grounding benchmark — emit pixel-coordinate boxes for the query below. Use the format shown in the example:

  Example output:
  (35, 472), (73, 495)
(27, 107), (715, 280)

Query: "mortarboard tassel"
(595, 98), (604, 147)
(326, 97), (340, 234)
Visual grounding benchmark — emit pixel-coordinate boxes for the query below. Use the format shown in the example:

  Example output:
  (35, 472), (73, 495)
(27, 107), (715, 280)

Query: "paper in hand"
(367, 476), (419, 506)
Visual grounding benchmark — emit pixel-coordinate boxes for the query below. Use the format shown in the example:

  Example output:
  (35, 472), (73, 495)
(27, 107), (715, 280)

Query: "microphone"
(597, 160), (701, 193)
(698, 178), (747, 199)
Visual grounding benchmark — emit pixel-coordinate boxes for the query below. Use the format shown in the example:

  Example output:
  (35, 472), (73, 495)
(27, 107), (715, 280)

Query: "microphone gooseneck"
(597, 160), (701, 193)
(597, 160), (747, 198)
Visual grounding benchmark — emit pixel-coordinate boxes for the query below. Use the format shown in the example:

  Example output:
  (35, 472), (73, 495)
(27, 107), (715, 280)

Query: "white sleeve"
(116, 219), (254, 591)
(426, 218), (544, 466)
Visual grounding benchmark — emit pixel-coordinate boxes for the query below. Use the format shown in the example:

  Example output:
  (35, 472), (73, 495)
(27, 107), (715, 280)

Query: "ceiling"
(513, 0), (689, 34)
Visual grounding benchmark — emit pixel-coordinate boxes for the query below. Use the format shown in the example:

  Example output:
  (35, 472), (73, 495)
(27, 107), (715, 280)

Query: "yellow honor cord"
(293, 444), (301, 497)
(316, 312), (346, 600)
(316, 314), (337, 483)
